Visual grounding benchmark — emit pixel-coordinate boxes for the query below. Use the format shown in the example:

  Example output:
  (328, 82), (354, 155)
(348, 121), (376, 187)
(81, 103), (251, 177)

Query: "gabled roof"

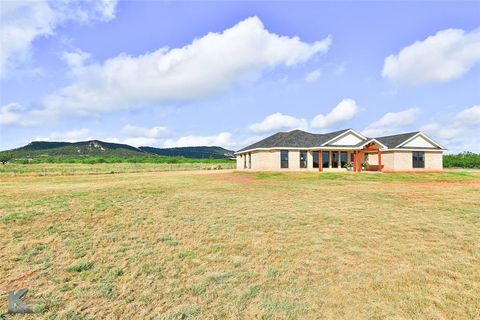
(236, 129), (445, 153)
(237, 129), (352, 152)
(321, 128), (367, 146)
(395, 132), (445, 149)
(375, 132), (419, 149)
(375, 131), (444, 150)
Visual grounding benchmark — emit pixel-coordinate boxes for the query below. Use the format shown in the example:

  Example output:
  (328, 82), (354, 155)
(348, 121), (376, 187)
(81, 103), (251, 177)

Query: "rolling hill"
(0, 140), (235, 160)
(139, 146), (235, 159)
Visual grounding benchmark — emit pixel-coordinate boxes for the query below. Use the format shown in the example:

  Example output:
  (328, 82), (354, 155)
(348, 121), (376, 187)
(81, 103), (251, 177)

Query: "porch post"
(319, 151), (323, 172)
(378, 149), (382, 172)
(353, 151), (357, 172)
(357, 151), (362, 172)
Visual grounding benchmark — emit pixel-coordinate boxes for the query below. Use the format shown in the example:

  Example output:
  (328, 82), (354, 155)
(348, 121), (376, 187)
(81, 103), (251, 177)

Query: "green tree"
(0, 152), (13, 164)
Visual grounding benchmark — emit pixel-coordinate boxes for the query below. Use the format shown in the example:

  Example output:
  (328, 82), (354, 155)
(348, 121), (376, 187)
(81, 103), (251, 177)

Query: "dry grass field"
(0, 167), (479, 319)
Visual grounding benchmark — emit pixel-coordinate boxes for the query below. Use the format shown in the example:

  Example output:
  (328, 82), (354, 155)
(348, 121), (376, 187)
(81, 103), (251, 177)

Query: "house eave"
(381, 148), (446, 152)
(236, 145), (373, 155)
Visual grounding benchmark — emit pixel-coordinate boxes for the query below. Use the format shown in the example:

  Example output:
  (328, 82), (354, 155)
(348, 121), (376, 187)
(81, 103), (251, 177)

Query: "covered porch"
(310, 142), (384, 172)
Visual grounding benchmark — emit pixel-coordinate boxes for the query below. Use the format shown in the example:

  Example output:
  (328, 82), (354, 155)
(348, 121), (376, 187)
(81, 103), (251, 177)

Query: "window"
(280, 150), (289, 168)
(322, 151), (329, 168)
(350, 152), (355, 162)
(300, 151), (308, 168)
(365, 153), (369, 161)
(332, 152), (339, 168)
(341, 152), (347, 168)
(313, 151), (319, 168)
(248, 153), (251, 169)
(412, 151), (425, 168)
(244, 154), (247, 169)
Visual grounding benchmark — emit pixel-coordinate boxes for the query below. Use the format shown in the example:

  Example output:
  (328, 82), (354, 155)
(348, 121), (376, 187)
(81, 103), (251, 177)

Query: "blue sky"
(1, 1), (479, 153)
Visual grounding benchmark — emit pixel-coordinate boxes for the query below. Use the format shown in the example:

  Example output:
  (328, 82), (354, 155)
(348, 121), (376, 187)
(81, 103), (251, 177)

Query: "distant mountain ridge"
(139, 146), (235, 159)
(1, 140), (235, 159)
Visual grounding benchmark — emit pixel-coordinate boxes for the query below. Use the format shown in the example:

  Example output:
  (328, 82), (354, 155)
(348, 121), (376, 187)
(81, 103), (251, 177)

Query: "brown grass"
(0, 169), (479, 319)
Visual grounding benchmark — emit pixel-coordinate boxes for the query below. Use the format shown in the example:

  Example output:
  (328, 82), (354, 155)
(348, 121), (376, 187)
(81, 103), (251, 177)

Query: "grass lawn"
(0, 162), (235, 176)
(0, 168), (479, 319)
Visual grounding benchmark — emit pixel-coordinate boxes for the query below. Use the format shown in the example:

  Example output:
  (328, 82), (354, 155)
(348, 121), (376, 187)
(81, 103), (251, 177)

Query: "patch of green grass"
(158, 235), (179, 246)
(252, 170), (478, 183)
(267, 268), (280, 277)
(0, 161), (235, 176)
(241, 285), (260, 301)
(76, 283), (118, 300)
(66, 261), (93, 272)
(255, 172), (283, 179)
(163, 306), (201, 320)
(0, 211), (43, 224)
(13, 243), (47, 263)
(177, 250), (198, 260)
(33, 294), (62, 314)
(138, 263), (163, 278)
(261, 299), (309, 317)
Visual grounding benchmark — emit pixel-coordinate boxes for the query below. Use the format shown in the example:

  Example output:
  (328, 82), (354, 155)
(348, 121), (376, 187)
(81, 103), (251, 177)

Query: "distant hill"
(1, 140), (235, 160)
(4, 140), (146, 158)
(140, 146), (235, 159)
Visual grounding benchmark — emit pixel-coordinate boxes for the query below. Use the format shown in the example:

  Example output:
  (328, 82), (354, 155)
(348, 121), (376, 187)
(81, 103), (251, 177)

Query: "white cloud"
(0, 103), (40, 126)
(163, 132), (235, 148)
(62, 49), (91, 69)
(34, 128), (92, 142)
(382, 28), (480, 85)
(0, 0), (118, 77)
(0, 1), (56, 76)
(362, 107), (420, 137)
(99, 124), (170, 147)
(454, 105), (480, 126)
(249, 113), (308, 133)
(122, 124), (169, 139)
(420, 104), (480, 153)
(424, 125), (464, 141)
(305, 68), (321, 82)
(310, 98), (359, 129)
(64, 0), (118, 23)
(6, 16), (331, 123)
(122, 137), (159, 147)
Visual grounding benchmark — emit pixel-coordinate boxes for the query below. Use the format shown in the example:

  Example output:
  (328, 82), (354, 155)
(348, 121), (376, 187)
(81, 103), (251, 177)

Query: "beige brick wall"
(236, 155), (243, 170)
(237, 150), (443, 171)
(364, 152), (393, 168)
(237, 150), (317, 171)
(381, 151), (443, 171)
(253, 150), (281, 170)
(380, 152), (394, 170)
(425, 152), (443, 170)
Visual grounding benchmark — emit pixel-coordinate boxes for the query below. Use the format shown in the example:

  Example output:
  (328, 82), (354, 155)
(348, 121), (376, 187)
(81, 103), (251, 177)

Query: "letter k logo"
(8, 288), (32, 314)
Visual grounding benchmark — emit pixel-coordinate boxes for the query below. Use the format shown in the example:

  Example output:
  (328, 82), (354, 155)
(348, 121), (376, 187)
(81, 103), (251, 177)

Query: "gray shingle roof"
(237, 129), (351, 152)
(237, 129), (442, 153)
(374, 132), (419, 148)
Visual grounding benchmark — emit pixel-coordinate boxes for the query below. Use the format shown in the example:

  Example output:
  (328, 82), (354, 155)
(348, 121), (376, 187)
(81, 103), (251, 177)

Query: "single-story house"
(235, 129), (445, 172)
